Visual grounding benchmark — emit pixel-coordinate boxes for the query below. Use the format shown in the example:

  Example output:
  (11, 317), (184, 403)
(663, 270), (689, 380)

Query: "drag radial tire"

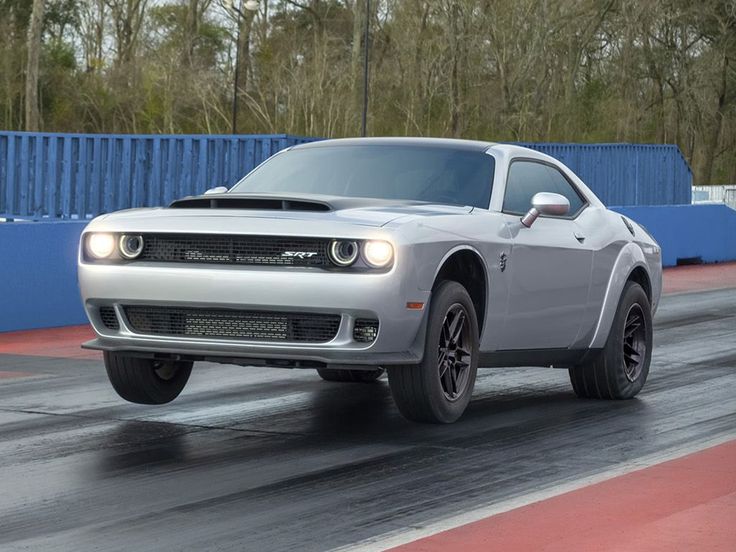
(104, 351), (193, 405)
(569, 281), (653, 400)
(387, 281), (479, 424)
(317, 368), (385, 383)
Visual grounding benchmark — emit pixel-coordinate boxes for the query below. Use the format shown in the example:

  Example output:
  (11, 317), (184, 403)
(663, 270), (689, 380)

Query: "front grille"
(138, 234), (329, 267)
(123, 306), (341, 343)
(353, 319), (379, 342)
(99, 306), (119, 330)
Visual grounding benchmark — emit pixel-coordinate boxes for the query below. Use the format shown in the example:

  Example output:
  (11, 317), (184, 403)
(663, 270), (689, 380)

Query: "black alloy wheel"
(438, 304), (474, 401)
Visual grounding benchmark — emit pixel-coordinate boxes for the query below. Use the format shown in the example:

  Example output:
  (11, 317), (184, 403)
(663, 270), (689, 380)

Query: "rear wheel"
(569, 281), (652, 399)
(317, 367), (384, 383)
(387, 281), (479, 423)
(104, 351), (192, 404)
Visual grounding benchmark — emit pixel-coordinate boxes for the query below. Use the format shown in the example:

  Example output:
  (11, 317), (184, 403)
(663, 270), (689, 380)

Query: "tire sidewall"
(104, 352), (192, 404)
(605, 282), (653, 397)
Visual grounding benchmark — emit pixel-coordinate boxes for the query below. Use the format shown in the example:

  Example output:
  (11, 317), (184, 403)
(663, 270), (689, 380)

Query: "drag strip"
(0, 288), (735, 551)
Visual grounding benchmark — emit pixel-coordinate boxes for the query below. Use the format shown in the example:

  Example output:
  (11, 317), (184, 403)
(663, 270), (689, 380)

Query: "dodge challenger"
(78, 138), (662, 423)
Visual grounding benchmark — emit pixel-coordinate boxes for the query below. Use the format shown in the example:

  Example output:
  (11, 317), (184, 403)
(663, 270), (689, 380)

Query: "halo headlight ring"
(328, 240), (359, 267)
(119, 234), (144, 259)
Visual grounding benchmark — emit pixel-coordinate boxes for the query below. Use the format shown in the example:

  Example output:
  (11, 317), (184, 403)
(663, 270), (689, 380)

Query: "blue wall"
(613, 204), (736, 267)
(0, 221), (88, 332)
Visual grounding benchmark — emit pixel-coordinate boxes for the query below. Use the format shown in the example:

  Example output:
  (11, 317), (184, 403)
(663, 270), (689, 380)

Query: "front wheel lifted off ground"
(388, 280), (479, 424)
(104, 351), (193, 405)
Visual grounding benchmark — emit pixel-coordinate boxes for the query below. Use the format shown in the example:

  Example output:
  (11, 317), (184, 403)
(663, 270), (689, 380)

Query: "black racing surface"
(0, 289), (735, 551)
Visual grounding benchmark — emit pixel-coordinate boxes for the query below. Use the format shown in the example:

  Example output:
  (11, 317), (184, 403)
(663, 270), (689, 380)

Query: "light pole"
(227, 0), (259, 135)
(361, 0), (370, 137)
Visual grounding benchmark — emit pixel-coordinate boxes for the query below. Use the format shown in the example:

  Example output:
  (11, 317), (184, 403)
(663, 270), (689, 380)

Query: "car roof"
(292, 137), (496, 152)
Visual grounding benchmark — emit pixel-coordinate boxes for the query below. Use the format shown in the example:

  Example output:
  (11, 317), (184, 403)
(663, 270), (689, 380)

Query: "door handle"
(574, 232), (586, 243)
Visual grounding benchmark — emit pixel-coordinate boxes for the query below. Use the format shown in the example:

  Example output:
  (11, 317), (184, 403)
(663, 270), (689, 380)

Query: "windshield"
(229, 145), (495, 208)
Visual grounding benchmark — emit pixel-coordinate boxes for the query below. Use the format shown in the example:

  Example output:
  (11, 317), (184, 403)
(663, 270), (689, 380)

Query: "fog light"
(87, 233), (116, 259)
(363, 240), (393, 268)
(119, 234), (144, 259)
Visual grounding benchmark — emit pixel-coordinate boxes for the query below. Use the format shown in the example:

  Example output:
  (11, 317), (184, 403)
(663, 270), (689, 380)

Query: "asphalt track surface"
(1, 287), (735, 551)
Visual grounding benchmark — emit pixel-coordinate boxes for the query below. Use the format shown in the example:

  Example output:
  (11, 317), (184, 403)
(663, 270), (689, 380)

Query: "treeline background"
(1, 0), (734, 184)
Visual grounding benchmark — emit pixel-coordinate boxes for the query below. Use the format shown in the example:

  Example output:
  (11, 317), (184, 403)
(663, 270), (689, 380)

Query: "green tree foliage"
(0, 0), (734, 183)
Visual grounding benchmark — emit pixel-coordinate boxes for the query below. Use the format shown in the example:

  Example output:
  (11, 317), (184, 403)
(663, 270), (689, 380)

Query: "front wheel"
(104, 351), (193, 404)
(387, 281), (479, 423)
(569, 281), (653, 399)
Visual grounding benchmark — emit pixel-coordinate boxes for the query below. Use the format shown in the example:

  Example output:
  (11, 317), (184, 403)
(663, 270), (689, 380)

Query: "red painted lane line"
(663, 261), (736, 295)
(391, 440), (736, 552)
(0, 325), (99, 360)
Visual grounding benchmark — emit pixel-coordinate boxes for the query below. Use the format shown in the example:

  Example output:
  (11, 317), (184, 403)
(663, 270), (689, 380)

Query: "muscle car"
(79, 138), (662, 423)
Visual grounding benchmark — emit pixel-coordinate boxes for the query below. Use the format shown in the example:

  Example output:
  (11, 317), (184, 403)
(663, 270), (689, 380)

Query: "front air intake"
(137, 234), (330, 267)
(99, 306), (119, 330)
(169, 196), (331, 212)
(123, 306), (341, 343)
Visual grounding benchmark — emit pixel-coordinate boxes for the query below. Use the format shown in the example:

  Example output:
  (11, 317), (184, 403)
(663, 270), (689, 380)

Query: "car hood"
(94, 193), (473, 230)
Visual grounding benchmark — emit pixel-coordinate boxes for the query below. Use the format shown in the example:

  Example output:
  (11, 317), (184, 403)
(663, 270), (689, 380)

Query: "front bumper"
(79, 262), (430, 367)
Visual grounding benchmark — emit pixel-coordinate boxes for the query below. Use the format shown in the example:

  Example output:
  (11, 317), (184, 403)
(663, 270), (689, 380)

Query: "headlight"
(328, 240), (359, 266)
(119, 234), (144, 259)
(362, 240), (394, 268)
(86, 233), (116, 259)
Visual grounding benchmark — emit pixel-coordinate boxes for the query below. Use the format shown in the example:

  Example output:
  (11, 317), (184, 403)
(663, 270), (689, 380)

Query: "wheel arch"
(430, 246), (488, 337)
(588, 243), (652, 349)
(627, 265), (652, 302)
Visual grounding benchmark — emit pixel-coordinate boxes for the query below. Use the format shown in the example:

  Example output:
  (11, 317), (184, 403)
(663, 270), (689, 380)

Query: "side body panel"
(485, 145), (662, 356)
(498, 214), (593, 349)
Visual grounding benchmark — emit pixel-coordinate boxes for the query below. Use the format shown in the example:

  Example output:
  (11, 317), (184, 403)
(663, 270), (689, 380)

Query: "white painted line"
(337, 431), (736, 552)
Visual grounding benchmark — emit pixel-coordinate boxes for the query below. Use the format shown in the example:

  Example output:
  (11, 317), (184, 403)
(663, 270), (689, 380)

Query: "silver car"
(79, 138), (662, 423)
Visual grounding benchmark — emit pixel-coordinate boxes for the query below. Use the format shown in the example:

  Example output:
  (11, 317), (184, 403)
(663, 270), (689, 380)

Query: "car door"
(498, 160), (593, 350)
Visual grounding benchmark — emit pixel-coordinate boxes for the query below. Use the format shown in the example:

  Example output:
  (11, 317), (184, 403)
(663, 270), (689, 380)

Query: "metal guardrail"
(0, 132), (693, 220)
(692, 185), (736, 210)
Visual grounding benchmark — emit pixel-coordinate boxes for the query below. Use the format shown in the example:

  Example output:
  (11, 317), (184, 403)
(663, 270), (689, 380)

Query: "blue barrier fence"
(0, 132), (314, 220)
(1, 131), (692, 219)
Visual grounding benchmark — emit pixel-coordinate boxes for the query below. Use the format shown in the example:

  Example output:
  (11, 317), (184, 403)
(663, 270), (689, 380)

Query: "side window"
(502, 161), (550, 215)
(543, 165), (586, 215)
(503, 160), (586, 216)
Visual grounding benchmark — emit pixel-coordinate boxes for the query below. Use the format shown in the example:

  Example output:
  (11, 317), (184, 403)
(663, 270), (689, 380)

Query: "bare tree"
(25, 0), (45, 131)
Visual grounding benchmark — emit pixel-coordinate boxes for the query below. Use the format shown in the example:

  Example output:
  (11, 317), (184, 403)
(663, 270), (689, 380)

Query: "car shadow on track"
(93, 374), (650, 478)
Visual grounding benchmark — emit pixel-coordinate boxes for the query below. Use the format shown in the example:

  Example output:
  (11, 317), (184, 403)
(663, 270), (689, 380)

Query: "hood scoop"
(169, 194), (332, 212)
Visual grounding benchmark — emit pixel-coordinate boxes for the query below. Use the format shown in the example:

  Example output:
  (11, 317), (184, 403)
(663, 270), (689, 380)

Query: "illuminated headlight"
(119, 234), (144, 259)
(362, 240), (394, 268)
(86, 233), (116, 259)
(328, 240), (359, 267)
